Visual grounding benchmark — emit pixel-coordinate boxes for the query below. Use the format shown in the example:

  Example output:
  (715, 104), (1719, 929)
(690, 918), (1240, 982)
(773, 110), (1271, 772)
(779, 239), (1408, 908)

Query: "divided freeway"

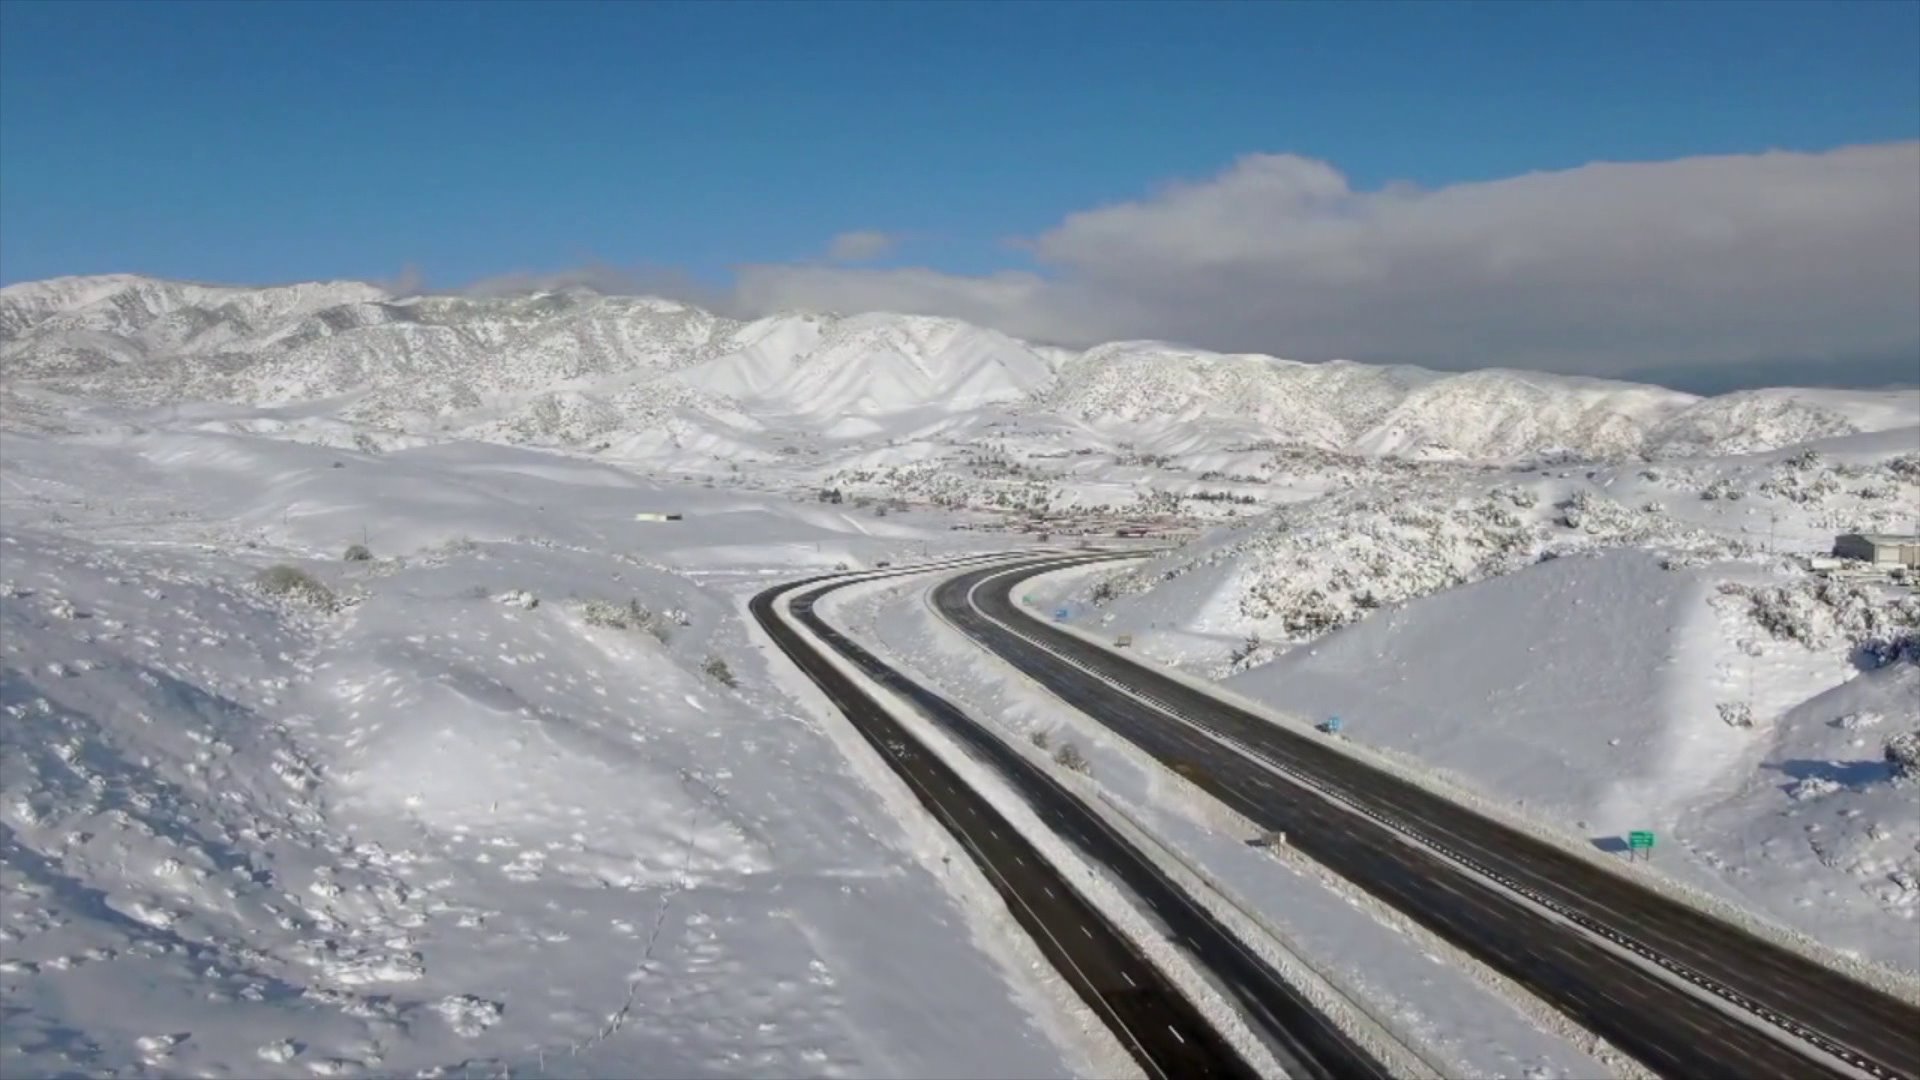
(933, 556), (1920, 1080)
(779, 560), (1392, 1080)
(750, 560), (1259, 1079)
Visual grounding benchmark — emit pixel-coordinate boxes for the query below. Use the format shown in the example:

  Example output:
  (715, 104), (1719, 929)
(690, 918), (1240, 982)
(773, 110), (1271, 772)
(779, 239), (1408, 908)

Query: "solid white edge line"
(763, 557), (1171, 1080)
(961, 560), (1888, 1080)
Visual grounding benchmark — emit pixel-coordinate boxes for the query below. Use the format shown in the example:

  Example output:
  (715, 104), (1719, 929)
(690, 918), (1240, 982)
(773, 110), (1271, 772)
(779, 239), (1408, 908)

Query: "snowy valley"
(3, 274), (1919, 1077)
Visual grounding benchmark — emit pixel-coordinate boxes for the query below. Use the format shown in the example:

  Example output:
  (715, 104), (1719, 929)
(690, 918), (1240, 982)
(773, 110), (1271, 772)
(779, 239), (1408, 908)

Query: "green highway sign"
(1627, 830), (1656, 860)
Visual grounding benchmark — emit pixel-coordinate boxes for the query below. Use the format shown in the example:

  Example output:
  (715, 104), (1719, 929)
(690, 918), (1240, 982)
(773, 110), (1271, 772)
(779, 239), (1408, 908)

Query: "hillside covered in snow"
(1030, 431), (1920, 972)
(0, 423), (1103, 1078)
(5, 274), (1915, 468)
(3, 270), (1917, 1072)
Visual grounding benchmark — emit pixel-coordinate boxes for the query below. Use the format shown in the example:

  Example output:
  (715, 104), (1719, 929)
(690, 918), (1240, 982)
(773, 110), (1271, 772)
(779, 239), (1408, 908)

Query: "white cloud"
(824, 229), (899, 262)
(741, 144), (1920, 382)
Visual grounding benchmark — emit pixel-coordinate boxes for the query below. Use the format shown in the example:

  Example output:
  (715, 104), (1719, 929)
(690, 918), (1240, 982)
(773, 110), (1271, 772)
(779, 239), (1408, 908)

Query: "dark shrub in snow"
(1052, 742), (1089, 773)
(256, 564), (336, 611)
(1886, 731), (1920, 780)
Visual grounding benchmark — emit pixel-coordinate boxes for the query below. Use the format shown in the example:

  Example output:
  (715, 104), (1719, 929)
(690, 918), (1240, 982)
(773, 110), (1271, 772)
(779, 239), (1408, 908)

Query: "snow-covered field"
(4, 273), (1918, 1073)
(1034, 440), (1920, 975)
(0, 424), (1099, 1078)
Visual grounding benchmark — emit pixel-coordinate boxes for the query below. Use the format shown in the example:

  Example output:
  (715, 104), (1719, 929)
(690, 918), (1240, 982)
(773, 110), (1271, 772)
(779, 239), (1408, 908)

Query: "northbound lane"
(935, 557), (1920, 1080)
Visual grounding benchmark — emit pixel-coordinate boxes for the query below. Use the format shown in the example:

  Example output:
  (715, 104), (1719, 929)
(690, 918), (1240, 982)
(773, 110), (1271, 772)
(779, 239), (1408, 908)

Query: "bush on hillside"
(257, 564), (336, 611)
(1717, 579), (1920, 652)
(581, 598), (672, 642)
(1717, 701), (1755, 729)
(1885, 731), (1920, 780)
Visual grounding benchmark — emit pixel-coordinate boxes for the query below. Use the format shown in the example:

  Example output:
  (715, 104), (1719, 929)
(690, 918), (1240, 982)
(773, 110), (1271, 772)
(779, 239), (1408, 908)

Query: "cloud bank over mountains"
(370, 143), (1918, 390)
(731, 143), (1919, 388)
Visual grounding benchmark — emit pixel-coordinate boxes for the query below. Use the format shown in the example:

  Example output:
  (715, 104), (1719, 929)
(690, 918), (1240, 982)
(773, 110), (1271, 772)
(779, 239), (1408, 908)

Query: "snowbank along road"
(752, 556), (1258, 1080)
(785, 556), (1397, 1080)
(935, 557), (1920, 1080)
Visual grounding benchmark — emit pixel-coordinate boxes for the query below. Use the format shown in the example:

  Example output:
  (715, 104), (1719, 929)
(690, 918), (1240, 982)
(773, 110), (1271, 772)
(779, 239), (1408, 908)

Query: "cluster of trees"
(1187, 489), (1259, 505)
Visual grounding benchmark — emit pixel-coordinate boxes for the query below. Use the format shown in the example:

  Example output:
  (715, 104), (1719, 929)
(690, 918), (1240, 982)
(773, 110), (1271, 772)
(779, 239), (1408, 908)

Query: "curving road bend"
(934, 557), (1920, 1080)
(782, 560), (1394, 1080)
(750, 561), (1259, 1080)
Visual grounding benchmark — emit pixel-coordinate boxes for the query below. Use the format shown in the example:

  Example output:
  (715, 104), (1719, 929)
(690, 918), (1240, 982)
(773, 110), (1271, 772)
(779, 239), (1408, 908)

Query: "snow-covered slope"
(6, 274), (1913, 463)
(1649, 388), (1920, 457)
(685, 312), (1053, 418)
(1216, 550), (1920, 972)
(1351, 369), (1693, 460)
(1025, 437), (1920, 972)
(0, 423), (1102, 1078)
(1039, 344), (1432, 447)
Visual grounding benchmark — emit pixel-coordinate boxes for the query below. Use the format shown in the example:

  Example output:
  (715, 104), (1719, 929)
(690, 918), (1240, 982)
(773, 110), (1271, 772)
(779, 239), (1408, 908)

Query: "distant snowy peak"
(0, 274), (387, 344)
(3, 273), (1915, 461)
(1649, 388), (1920, 458)
(1351, 369), (1697, 461)
(0, 275), (392, 382)
(682, 312), (1051, 417)
(1043, 344), (1439, 448)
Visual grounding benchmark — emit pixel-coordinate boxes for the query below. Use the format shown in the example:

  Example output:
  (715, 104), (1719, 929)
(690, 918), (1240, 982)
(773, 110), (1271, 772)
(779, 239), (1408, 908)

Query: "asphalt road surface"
(934, 557), (1920, 1080)
(750, 563), (1259, 1079)
(784, 561), (1393, 1080)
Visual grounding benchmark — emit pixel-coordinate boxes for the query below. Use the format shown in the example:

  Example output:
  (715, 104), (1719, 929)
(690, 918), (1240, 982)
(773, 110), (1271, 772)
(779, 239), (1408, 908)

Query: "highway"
(934, 556), (1920, 1080)
(750, 560), (1260, 1079)
(779, 560), (1393, 1080)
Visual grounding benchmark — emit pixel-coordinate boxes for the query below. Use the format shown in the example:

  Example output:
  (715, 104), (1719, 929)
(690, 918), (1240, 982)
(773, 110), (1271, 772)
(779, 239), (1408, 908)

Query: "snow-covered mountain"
(4, 273), (1915, 461)
(678, 312), (1054, 418)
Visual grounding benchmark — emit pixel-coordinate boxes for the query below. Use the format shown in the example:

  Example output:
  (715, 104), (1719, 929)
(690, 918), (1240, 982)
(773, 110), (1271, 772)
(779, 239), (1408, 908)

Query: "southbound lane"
(750, 565), (1256, 1080)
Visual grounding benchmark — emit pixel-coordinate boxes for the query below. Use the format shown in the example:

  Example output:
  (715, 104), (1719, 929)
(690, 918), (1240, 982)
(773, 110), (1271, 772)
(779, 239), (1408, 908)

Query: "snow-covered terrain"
(0, 424), (1106, 1078)
(1034, 441), (1920, 974)
(4, 271), (1918, 1071)
(6, 275), (1916, 474)
(823, 573), (1627, 1080)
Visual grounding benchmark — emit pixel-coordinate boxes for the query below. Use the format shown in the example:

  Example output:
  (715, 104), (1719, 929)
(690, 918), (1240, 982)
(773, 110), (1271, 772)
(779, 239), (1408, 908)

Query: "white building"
(1833, 533), (1920, 568)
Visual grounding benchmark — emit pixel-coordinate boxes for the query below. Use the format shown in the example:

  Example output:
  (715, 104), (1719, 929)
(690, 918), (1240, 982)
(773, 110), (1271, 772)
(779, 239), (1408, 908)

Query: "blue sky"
(2, 0), (1915, 289)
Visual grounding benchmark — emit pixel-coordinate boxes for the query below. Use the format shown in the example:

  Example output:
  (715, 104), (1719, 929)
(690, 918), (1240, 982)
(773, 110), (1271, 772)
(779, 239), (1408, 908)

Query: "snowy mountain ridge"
(4, 273), (1914, 462)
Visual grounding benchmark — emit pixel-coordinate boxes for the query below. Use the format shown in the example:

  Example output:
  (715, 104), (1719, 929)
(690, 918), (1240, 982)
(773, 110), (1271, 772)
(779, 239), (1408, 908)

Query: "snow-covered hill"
(5, 272), (1916, 1070)
(5, 274), (1913, 463)
(1222, 550), (1920, 972)
(680, 312), (1054, 418)
(0, 425), (1103, 1078)
(1023, 441), (1920, 973)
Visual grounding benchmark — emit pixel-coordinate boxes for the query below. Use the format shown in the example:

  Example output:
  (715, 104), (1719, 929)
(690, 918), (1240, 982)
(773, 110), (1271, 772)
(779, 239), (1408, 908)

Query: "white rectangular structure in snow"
(1833, 533), (1920, 567)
